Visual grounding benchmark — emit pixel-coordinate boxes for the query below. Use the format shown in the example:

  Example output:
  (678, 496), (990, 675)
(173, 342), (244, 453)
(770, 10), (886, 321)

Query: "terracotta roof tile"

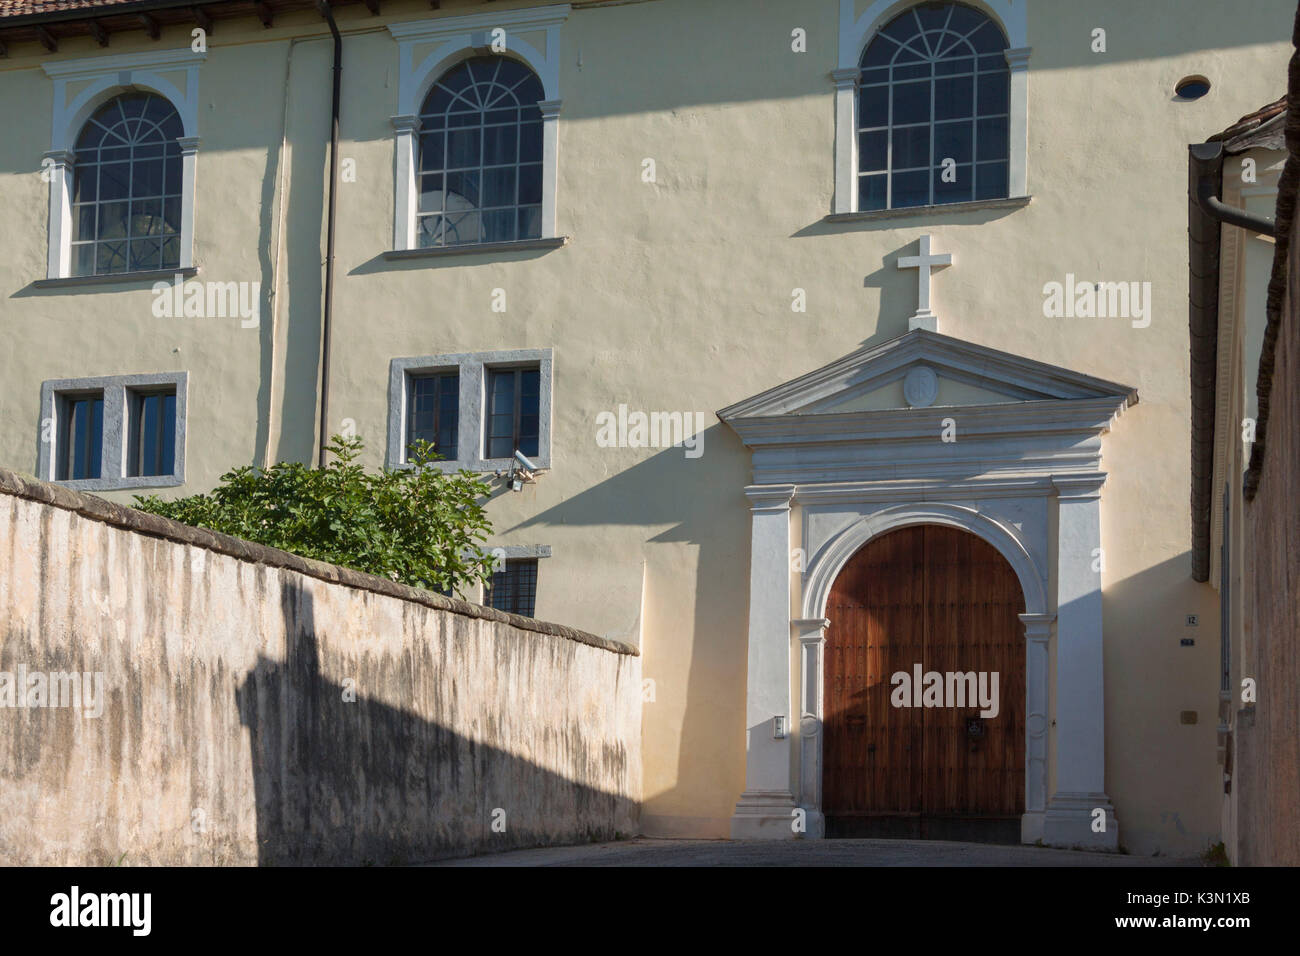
(1211, 95), (1288, 142)
(0, 0), (140, 17)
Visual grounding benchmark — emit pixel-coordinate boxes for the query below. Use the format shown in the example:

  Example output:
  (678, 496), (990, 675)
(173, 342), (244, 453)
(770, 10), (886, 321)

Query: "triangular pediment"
(718, 329), (1137, 421)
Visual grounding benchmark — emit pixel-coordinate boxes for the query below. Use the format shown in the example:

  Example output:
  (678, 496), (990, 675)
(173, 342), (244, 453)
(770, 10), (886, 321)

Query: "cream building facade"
(0, 0), (1292, 855)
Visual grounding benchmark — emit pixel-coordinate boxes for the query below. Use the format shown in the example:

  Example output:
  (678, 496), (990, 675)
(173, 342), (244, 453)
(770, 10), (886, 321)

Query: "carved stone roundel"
(903, 365), (939, 408)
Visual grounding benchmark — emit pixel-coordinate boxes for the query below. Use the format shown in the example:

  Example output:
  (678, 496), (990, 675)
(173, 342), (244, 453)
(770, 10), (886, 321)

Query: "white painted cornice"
(42, 47), (205, 80)
(717, 329), (1137, 423)
(388, 4), (571, 41)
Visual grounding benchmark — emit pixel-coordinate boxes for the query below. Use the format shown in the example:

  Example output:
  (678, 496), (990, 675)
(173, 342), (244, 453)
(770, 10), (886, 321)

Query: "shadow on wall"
(233, 579), (635, 865)
(1098, 546), (1222, 856)
(505, 422), (753, 836)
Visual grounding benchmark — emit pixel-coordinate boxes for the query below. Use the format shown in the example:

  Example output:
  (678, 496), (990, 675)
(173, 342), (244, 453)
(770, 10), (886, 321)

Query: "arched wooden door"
(822, 524), (1026, 842)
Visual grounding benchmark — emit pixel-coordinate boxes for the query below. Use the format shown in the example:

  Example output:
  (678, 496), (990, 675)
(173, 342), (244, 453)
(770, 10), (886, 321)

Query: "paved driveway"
(430, 837), (1202, 867)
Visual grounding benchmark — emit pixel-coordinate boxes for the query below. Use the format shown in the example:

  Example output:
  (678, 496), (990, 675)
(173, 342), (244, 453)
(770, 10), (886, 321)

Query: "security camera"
(514, 450), (538, 472)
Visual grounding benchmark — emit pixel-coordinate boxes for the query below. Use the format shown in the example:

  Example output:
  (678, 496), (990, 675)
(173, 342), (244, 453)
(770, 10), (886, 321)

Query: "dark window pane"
(99, 201), (129, 239)
(859, 130), (888, 171)
(935, 56), (974, 76)
(859, 85), (889, 128)
(75, 204), (97, 242)
(517, 164), (543, 205)
(161, 237), (181, 269)
(976, 115), (1009, 162)
(519, 121), (543, 163)
(128, 389), (176, 477)
(975, 161), (1008, 200)
(483, 124), (518, 165)
(133, 158), (164, 197)
(859, 66), (889, 86)
(482, 166), (517, 208)
(130, 198), (163, 236)
(977, 71), (1010, 114)
(934, 120), (973, 165)
(72, 243), (95, 276)
(859, 173), (887, 210)
(935, 75), (974, 121)
(518, 206), (542, 240)
(57, 393), (103, 481)
(933, 163), (973, 203)
(892, 62), (929, 81)
(446, 128), (481, 169)
(73, 166), (97, 204)
(892, 124), (930, 169)
(968, 20), (1006, 54)
(947, 5), (985, 36)
(160, 393), (176, 474)
(484, 107), (518, 126)
(407, 373), (459, 460)
(482, 208), (515, 242)
(861, 37), (893, 68)
(418, 132), (445, 171)
(891, 168), (930, 207)
(892, 80), (930, 124)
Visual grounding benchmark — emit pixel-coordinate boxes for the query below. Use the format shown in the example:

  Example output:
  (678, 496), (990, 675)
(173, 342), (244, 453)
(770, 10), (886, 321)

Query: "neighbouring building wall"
(1240, 155), (1300, 867)
(0, 466), (640, 866)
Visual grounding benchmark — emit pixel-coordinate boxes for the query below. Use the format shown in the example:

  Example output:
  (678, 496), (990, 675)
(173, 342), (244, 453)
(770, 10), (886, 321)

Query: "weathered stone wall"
(0, 468), (640, 865)
(1240, 160), (1300, 867)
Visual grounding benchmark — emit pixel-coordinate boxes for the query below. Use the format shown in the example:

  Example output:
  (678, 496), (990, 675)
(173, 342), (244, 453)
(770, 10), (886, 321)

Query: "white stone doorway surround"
(717, 330), (1137, 849)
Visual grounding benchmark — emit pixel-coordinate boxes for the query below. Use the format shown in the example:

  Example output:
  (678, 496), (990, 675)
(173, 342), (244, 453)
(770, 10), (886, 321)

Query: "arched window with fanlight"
(416, 56), (545, 248)
(71, 92), (184, 276)
(857, 2), (1010, 211)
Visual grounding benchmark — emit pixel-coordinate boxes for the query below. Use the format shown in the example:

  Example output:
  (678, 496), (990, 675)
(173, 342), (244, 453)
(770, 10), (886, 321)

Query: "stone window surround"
(387, 4), (569, 252)
(831, 0), (1030, 215)
(38, 371), (188, 492)
(387, 348), (553, 473)
(41, 47), (205, 281)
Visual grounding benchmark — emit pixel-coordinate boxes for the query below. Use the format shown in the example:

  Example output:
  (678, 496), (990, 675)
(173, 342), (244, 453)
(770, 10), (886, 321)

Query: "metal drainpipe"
(317, 1), (342, 468)
(1191, 141), (1277, 237)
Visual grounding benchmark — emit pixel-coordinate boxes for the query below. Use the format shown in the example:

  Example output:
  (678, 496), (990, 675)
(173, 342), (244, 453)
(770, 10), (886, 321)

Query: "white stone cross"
(897, 234), (952, 333)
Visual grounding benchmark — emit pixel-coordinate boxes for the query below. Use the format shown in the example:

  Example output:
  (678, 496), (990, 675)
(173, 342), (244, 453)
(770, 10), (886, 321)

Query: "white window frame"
(38, 371), (188, 492)
(387, 348), (553, 472)
(41, 47), (204, 281)
(387, 4), (568, 251)
(832, 0), (1029, 215)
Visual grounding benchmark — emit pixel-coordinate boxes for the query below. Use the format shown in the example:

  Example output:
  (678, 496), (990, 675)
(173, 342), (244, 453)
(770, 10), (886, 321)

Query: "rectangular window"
(484, 558), (538, 617)
(406, 372), (459, 461)
(55, 392), (104, 481)
(127, 387), (177, 477)
(485, 366), (540, 460)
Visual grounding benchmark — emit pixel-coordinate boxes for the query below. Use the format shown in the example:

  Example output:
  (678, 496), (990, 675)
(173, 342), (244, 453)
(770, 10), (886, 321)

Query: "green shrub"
(133, 435), (495, 594)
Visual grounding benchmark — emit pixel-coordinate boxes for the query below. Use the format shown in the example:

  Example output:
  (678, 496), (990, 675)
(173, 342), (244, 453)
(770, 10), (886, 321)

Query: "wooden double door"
(822, 524), (1026, 842)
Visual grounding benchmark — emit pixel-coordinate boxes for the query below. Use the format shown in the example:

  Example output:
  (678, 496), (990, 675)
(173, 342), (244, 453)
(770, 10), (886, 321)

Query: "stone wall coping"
(0, 465), (637, 657)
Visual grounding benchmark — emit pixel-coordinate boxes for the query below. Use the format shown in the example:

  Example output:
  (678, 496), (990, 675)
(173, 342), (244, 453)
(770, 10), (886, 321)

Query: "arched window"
(71, 92), (184, 276)
(858, 2), (1010, 210)
(417, 56), (545, 248)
